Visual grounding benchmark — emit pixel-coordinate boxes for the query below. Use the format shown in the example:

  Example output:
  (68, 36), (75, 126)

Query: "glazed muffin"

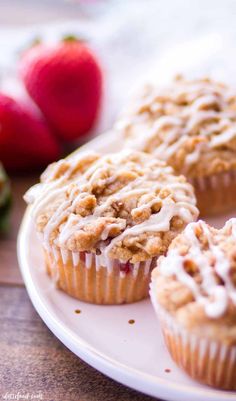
(25, 149), (198, 304)
(116, 75), (236, 215)
(150, 219), (236, 389)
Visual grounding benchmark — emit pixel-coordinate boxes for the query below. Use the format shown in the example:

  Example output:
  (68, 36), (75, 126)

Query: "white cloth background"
(1, 0), (236, 135)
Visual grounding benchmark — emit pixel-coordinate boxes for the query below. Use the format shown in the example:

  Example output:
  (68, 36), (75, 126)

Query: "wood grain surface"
(0, 175), (160, 401)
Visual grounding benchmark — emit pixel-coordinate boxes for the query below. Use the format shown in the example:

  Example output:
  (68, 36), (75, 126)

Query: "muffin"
(25, 149), (198, 304)
(116, 75), (236, 215)
(150, 219), (236, 389)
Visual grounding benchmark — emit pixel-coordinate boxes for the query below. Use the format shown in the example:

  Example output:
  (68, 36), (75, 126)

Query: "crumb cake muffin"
(150, 219), (236, 389)
(116, 75), (236, 215)
(25, 149), (198, 304)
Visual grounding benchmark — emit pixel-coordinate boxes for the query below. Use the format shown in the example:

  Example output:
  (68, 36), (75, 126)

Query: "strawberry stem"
(62, 35), (79, 43)
(31, 37), (42, 47)
(62, 35), (86, 44)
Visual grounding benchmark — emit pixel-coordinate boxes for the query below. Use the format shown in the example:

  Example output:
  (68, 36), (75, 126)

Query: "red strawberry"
(19, 38), (103, 141)
(0, 93), (60, 172)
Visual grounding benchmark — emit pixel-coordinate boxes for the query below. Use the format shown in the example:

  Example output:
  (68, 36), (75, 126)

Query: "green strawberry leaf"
(0, 195), (11, 234)
(62, 34), (86, 43)
(0, 164), (12, 234)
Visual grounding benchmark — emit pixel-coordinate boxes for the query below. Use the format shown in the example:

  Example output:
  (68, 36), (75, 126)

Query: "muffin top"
(25, 149), (198, 263)
(117, 75), (236, 178)
(152, 219), (236, 343)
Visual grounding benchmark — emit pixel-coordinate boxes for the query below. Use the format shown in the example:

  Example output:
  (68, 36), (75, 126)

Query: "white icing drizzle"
(120, 77), (236, 168)
(159, 219), (236, 318)
(25, 149), (198, 258)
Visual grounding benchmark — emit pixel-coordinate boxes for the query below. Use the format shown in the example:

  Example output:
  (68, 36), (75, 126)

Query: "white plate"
(17, 133), (236, 401)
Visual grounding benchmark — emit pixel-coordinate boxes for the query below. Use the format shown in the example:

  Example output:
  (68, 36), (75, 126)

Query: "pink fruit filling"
(119, 262), (132, 274)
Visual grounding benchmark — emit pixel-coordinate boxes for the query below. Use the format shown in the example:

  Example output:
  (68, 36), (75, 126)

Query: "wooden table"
(0, 175), (159, 401)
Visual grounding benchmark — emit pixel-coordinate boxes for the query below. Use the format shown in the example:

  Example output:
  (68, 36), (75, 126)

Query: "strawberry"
(0, 93), (60, 172)
(19, 38), (103, 141)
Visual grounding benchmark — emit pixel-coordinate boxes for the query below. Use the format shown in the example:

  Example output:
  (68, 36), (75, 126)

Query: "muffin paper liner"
(190, 170), (236, 216)
(150, 281), (236, 390)
(45, 246), (155, 304)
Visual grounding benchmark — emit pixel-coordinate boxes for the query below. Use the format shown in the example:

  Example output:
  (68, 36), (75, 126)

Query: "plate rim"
(17, 207), (236, 401)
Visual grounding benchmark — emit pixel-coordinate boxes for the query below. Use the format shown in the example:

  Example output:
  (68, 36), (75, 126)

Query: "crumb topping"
(117, 76), (236, 177)
(25, 149), (198, 263)
(154, 219), (236, 321)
